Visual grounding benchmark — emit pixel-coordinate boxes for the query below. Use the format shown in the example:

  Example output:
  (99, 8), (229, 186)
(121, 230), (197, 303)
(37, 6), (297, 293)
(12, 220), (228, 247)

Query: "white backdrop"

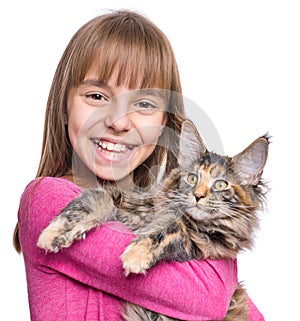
(1, 1), (299, 320)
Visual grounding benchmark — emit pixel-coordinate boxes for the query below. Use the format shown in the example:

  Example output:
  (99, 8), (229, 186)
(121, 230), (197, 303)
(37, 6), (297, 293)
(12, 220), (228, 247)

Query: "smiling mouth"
(93, 139), (135, 154)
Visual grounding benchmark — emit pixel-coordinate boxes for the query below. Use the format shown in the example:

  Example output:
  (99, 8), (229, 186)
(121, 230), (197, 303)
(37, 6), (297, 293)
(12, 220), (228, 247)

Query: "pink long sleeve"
(18, 177), (264, 321)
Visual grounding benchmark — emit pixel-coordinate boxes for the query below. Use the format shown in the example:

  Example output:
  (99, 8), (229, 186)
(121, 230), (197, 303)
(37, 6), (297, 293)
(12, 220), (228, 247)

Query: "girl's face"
(67, 68), (167, 187)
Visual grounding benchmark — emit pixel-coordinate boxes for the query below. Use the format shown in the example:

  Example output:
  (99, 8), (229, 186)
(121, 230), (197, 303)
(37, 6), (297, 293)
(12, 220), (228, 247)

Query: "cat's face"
(178, 155), (251, 221)
(177, 120), (269, 222)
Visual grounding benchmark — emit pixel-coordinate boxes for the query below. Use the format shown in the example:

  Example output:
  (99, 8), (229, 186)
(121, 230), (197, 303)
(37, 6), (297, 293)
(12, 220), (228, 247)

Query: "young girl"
(14, 10), (264, 321)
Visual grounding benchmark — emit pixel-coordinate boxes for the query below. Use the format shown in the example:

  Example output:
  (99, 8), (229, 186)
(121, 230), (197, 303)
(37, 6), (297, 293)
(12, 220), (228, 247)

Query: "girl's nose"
(104, 101), (131, 132)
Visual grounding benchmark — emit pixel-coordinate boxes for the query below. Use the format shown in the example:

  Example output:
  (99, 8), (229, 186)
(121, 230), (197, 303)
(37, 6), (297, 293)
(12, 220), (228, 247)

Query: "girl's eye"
(135, 101), (156, 109)
(87, 93), (107, 101)
(84, 92), (109, 107)
(187, 173), (198, 185)
(213, 179), (228, 191)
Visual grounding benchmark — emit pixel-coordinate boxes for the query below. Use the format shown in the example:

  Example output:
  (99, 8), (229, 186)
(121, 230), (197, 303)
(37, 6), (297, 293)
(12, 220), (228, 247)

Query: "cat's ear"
(231, 135), (269, 185)
(178, 120), (207, 167)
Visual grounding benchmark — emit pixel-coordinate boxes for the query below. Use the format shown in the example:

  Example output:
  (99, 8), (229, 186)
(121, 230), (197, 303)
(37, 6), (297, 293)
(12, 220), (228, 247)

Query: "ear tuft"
(232, 134), (269, 185)
(178, 120), (207, 167)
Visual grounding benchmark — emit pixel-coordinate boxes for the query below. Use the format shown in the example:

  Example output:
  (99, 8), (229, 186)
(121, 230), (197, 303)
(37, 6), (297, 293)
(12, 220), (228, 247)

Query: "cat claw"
(37, 233), (65, 252)
(120, 242), (152, 276)
(122, 258), (148, 276)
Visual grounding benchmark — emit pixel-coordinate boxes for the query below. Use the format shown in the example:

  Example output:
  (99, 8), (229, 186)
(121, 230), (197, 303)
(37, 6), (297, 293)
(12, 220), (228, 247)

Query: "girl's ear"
(231, 135), (269, 185)
(178, 120), (207, 167)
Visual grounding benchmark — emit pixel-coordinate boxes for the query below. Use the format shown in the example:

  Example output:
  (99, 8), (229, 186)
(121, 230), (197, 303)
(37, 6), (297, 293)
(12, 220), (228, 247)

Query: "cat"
(37, 120), (269, 321)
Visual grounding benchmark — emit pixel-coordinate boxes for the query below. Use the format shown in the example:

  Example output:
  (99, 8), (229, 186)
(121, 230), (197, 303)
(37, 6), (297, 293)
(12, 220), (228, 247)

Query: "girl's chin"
(93, 166), (133, 184)
(92, 153), (141, 183)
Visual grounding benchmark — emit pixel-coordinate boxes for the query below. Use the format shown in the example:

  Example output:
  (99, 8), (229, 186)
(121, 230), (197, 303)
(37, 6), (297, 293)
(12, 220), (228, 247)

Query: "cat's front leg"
(37, 188), (116, 252)
(121, 237), (158, 275)
(121, 222), (190, 275)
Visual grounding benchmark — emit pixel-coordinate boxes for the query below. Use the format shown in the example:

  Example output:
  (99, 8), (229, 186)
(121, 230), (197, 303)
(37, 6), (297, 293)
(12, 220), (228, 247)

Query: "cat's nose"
(194, 194), (205, 202)
(194, 185), (208, 202)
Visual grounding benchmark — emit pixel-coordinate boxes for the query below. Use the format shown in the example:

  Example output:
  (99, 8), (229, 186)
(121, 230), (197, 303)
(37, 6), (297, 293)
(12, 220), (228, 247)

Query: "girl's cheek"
(138, 124), (164, 144)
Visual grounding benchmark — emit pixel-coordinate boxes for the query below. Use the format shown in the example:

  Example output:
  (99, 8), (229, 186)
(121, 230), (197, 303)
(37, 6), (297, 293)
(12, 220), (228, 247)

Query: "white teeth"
(95, 140), (129, 153)
(107, 143), (114, 151)
(115, 144), (126, 152)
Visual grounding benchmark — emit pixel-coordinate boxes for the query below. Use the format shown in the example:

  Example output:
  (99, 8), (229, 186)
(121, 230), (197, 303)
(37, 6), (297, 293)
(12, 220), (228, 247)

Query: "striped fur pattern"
(38, 120), (269, 321)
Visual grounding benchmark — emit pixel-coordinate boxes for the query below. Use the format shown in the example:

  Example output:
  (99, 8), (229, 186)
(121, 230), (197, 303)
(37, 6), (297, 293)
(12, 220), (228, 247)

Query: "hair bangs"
(95, 42), (172, 92)
(86, 11), (174, 91)
(68, 11), (176, 92)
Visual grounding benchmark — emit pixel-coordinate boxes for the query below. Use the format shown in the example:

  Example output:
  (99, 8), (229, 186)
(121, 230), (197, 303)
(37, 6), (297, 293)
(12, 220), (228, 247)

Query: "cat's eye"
(187, 173), (198, 185)
(213, 179), (228, 191)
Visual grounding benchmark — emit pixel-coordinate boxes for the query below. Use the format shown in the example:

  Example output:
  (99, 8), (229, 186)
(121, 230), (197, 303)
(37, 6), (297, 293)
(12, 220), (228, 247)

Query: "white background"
(1, 1), (299, 320)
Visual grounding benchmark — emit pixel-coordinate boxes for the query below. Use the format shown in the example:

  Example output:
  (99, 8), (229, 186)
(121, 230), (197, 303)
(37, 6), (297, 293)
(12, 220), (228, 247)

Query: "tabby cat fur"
(38, 120), (269, 321)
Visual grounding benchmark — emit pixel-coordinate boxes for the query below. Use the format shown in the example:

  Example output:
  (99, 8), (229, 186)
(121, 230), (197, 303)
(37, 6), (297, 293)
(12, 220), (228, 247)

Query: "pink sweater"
(18, 177), (264, 321)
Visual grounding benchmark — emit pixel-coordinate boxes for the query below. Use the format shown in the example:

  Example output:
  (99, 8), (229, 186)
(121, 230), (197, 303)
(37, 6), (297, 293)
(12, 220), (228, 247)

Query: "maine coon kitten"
(38, 120), (269, 321)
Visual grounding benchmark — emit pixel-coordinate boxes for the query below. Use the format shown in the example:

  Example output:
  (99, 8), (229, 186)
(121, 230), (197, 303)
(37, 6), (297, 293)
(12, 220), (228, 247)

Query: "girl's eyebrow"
(79, 79), (110, 90)
(78, 81), (167, 101)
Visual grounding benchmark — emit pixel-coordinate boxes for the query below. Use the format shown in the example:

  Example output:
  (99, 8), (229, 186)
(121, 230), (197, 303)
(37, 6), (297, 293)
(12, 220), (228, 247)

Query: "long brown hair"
(14, 10), (185, 252)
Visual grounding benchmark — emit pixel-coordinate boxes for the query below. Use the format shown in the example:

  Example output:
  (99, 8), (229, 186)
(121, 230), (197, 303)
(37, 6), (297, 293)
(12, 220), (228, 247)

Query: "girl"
(14, 10), (264, 320)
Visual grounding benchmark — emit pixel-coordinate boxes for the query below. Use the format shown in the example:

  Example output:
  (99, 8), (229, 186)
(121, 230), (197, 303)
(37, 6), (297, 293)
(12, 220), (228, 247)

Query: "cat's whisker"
(217, 209), (256, 230)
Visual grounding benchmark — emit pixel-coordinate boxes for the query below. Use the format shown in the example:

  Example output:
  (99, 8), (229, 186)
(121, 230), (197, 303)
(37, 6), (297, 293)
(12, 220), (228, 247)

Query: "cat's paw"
(38, 229), (87, 253)
(37, 230), (68, 253)
(37, 217), (85, 252)
(38, 227), (83, 253)
(120, 239), (154, 276)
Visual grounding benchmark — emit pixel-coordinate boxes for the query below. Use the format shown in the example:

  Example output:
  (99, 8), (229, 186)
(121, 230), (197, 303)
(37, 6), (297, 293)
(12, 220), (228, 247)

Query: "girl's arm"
(18, 177), (257, 320)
